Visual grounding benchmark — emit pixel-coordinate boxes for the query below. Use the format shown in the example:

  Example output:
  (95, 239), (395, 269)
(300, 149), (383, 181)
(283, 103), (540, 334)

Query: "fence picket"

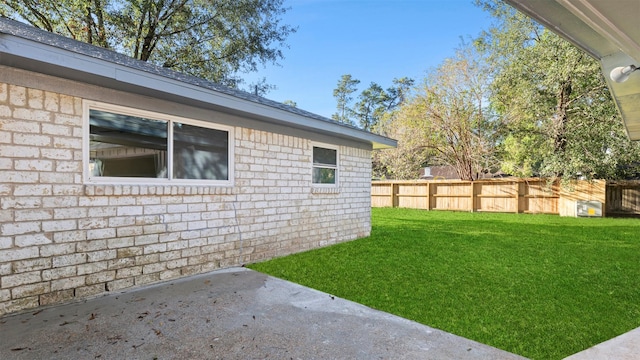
(371, 179), (640, 217)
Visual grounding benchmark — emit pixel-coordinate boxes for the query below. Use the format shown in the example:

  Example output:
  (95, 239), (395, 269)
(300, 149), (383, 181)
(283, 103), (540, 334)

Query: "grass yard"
(248, 208), (640, 360)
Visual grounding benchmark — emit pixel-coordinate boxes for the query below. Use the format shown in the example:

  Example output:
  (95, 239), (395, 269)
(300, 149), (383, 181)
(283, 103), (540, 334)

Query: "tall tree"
(476, 0), (640, 179)
(0, 0), (110, 47)
(355, 82), (386, 131)
(0, 0), (296, 88)
(379, 45), (500, 180)
(355, 77), (415, 133)
(331, 74), (360, 126)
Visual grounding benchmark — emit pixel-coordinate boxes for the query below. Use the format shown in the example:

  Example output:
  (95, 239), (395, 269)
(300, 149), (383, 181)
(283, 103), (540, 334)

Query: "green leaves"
(331, 74), (360, 126)
(478, 0), (640, 179)
(381, 44), (500, 180)
(0, 0), (296, 88)
(331, 75), (414, 131)
(374, 1), (640, 181)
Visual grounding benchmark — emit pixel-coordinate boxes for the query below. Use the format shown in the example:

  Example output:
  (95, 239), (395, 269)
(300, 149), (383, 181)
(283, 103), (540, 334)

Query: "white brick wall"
(0, 80), (373, 316)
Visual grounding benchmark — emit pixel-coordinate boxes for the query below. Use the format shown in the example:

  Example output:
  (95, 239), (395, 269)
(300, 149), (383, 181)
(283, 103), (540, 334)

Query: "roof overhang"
(0, 18), (396, 149)
(503, 0), (640, 140)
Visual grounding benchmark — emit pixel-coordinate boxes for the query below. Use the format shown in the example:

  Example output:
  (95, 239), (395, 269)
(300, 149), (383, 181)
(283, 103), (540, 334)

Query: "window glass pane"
(313, 167), (336, 184)
(173, 122), (228, 180)
(89, 109), (168, 178)
(313, 147), (336, 166)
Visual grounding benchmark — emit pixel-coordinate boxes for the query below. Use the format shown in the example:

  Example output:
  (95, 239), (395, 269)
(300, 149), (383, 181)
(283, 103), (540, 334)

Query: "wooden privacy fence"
(371, 179), (640, 217)
(606, 181), (640, 216)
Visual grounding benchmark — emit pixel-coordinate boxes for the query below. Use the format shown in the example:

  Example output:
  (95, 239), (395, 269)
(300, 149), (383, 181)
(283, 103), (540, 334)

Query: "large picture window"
(84, 102), (233, 184)
(312, 145), (338, 185)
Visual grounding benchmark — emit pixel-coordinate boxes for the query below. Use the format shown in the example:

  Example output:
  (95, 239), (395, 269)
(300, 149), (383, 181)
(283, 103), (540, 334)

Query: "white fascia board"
(0, 33), (117, 78)
(115, 67), (396, 148)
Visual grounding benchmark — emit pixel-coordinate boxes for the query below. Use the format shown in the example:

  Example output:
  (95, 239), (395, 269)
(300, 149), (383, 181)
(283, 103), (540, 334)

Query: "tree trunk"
(553, 79), (572, 154)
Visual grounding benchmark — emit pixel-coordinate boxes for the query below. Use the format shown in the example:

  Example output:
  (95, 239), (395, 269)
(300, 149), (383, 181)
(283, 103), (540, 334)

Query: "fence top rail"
(607, 180), (640, 186)
(372, 179), (640, 186)
(372, 178), (556, 185)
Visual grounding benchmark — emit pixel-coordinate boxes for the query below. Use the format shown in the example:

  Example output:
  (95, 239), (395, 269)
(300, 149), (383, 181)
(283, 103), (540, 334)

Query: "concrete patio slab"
(0, 267), (526, 360)
(563, 326), (640, 360)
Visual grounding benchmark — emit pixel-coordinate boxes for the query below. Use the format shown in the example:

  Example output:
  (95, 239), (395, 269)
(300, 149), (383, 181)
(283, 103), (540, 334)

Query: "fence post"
(392, 182), (399, 208)
(470, 181), (476, 212)
(515, 180), (520, 213)
(371, 178), (640, 216)
(427, 182), (432, 210)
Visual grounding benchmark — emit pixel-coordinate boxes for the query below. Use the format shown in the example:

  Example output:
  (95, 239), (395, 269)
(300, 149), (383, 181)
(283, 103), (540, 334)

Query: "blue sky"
(244, 0), (494, 118)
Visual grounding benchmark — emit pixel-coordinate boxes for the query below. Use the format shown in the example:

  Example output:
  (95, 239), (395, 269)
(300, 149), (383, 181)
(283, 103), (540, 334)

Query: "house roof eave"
(0, 18), (397, 150)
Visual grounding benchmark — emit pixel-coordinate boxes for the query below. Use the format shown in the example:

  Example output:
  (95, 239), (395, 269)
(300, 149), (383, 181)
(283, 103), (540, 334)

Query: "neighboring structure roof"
(419, 166), (508, 180)
(503, 0), (640, 140)
(0, 17), (396, 149)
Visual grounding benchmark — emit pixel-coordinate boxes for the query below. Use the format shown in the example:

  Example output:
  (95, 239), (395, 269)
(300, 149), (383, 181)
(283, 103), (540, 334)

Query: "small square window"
(312, 145), (337, 185)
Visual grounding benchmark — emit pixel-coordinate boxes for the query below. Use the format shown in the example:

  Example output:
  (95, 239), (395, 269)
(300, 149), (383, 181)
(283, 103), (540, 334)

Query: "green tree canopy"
(377, 45), (500, 180)
(0, 0), (296, 88)
(331, 74), (360, 126)
(355, 77), (415, 132)
(332, 75), (414, 131)
(476, 0), (640, 179)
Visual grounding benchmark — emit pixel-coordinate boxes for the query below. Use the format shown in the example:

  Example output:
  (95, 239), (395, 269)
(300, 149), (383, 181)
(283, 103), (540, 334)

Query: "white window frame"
(311, 142), (339, 187)
(83, 100), (234, 186)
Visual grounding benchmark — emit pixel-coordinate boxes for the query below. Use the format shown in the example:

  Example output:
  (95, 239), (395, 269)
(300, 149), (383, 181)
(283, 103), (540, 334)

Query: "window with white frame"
(312, 145), (338, 185)
(84, 102), (233, 184)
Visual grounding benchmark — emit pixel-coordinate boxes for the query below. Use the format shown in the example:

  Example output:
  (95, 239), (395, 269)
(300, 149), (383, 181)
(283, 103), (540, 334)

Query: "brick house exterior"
(0, 19), (395, 316)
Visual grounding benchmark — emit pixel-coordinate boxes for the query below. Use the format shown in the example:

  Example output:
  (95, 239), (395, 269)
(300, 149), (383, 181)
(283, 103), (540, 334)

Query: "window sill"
(83, 184), (234, 196)
(311, 187), (340, 194)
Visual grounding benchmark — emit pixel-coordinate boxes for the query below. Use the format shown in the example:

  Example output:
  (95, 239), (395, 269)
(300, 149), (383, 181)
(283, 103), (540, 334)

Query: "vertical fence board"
(371, 182), (393, 207)
(372, 179), (640, 217)
(475, 180), (519, 213)
(522, 179), (559, 214)
(606, 181), (640, 215)
(396, 183), (430, 209)
(559, 180), (606, 217)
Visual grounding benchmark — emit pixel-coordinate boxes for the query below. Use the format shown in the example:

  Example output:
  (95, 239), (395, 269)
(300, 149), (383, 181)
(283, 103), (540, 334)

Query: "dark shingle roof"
(0, 17), (396, 148)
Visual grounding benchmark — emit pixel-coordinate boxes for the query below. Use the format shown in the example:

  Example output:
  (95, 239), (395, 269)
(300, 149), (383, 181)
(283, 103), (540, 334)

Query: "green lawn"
(248, 208), (640, 360)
